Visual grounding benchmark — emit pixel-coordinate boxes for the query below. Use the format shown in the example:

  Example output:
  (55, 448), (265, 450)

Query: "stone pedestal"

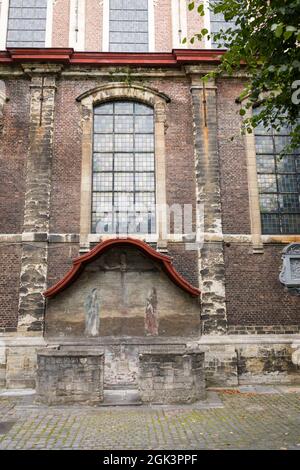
(36, 349), (104, 405)
(138, 350), (206, 404)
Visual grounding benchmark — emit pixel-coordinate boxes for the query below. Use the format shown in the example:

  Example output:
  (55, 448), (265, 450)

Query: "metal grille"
(92, 101), (155, 234)
(210, 0), (235, 48)
(6, 0), (47, 48)
(109, 0), (149, 52)
(255, 114), (300, 234)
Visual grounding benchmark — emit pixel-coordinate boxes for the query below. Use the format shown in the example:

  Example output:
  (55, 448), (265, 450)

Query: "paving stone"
(0, 388), (300, 449)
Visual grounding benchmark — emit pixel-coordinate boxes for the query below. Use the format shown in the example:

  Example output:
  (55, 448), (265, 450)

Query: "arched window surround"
(76, 82), (170, 250)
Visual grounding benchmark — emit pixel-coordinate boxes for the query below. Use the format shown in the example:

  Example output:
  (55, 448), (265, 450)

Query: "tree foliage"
(187, 0), (300, 150)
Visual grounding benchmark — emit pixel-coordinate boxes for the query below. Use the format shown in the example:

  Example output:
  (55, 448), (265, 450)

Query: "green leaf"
(286, 26), (297, 32)
(239, 109), (246, 116)
(274, 24), (283, 37)
(201, 28), (209, 36)
(182, 37), (187, 44)
(197, 4), (204, 15)
(279, 65), (288, 72)
(188, 2), (194, 11)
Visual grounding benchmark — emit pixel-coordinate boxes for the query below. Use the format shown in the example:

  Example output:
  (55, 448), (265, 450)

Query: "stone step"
(101, 389), (142, 406)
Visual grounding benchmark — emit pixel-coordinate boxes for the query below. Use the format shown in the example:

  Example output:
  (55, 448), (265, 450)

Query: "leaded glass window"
(92, 101), (156, 234)
(109, 0), (149, 52)
(6, 0), (48, 48)
(209, 0), (235, 48)
(255, 115), (300, 234)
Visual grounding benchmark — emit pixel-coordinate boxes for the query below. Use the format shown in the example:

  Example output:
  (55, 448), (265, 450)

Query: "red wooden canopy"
(44, 238), (200, 298)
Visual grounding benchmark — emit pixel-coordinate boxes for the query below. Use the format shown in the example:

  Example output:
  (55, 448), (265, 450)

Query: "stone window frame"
(0, 0), (54, 49)
(102, 0), (155, 52)
(245, 108), (300, 250)
(76, 82), (170, 249)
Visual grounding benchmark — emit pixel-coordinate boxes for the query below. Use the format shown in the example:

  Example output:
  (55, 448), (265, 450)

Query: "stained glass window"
(92, 101), (155, 234)
(209, 0), (236, 48)
(109, 0), (149, 52)
(255, 113), (300, 234)
(6, 0), (48, 48)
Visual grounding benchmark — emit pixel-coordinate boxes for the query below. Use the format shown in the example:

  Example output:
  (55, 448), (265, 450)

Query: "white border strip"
(204, 0), (212, 48)
(102, 0), (109, 52)
(171, 0), (187, 49)
(148, 0), (155, 52)
(0, 0), (9, 50)
(45, 0), (53, 47)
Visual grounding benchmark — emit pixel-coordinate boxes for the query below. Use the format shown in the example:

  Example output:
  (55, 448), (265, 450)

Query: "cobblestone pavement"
(0, 386), (300, 450)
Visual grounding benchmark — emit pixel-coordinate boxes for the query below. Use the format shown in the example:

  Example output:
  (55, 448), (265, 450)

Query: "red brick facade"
(0, 56), (299, 333)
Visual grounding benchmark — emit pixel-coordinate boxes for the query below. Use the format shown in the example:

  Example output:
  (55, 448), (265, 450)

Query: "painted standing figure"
(84, 288), (100, 336)
(145, 287), (158, 336)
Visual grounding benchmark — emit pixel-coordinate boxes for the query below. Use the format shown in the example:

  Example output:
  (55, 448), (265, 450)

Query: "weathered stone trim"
(1, 232), (298, 245)
(0, 0), (9, 50)
(190, 77), (227, 335)
(244, 112), (264, 253)
(17, 65), (61, 334)
(77, 82), (169, 249)
(0, 79), (6, 131)
(228, 325), (300, 335)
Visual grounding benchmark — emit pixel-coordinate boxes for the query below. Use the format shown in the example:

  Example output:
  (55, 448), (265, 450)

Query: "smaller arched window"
(92, 100), (156, 235)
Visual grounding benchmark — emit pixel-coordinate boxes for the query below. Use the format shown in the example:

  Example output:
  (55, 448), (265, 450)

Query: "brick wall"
(47, 243), (80, 288)
(0, 244), (21, 330)
(50, 80), (97, 234)
(225, 244), (300, 329)
(85, 0), (103, 51)
(52, 0), (70, 48)
(217, 78), (251, 234)
(154, 0), (173, 51)
(186, 0), (205, 48)
(168, 242), (198, 287)
(0, 80), (29, 234)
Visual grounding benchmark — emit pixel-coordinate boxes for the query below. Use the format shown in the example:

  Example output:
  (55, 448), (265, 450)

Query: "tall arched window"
(92, 101), (156, 235)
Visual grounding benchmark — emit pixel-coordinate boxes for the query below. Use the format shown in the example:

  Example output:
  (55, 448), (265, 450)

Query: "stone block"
(138, 351), (206, 404)
(36, 349), (104, 405)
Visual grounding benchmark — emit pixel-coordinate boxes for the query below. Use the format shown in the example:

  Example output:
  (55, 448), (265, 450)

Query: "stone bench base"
(138, 350), (206, 404)
(36, 349), (104, 405)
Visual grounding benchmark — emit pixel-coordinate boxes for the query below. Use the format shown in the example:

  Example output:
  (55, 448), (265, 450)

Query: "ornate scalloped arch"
(44, 238), (200, 298)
